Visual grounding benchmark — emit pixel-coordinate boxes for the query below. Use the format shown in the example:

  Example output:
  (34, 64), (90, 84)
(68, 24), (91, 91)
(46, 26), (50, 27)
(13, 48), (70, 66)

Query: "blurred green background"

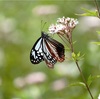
(0, 0), (100, 99)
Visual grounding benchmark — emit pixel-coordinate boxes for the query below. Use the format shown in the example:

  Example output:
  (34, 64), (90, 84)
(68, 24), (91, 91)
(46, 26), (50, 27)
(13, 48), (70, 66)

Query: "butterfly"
(30, 31), (65, 68)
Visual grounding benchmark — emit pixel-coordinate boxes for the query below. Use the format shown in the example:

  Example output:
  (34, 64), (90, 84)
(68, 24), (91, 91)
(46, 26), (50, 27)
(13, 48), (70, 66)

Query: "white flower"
(57, 16), (66, 24)
(48, 24), (57, 34)
(48, 16), (79, 34)
(68, 18), (78, 28)
(57, 17), (71, 25)
(49, 24), (66, 34)
(56, 24), (66, 31)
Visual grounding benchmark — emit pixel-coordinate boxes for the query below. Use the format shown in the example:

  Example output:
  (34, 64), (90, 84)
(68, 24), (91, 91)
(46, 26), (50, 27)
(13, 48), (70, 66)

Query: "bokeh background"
(0, 0), (100, 99)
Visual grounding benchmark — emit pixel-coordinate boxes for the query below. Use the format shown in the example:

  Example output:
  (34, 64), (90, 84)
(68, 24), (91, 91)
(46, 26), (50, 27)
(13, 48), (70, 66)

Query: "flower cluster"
(49, 16), (78, 35)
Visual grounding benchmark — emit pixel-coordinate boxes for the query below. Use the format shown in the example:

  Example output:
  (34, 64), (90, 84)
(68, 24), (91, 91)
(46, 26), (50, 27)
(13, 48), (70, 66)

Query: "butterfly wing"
(42, 38), (57, 68)
(41, 32), (65, 68)
(45, 36), (65, 62)
(30, 37), (44, 64)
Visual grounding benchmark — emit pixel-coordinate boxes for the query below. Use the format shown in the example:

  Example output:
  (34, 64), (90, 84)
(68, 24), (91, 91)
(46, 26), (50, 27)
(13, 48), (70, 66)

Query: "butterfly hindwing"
(46, 36), (65, 62)
(42, 38), (57, 68)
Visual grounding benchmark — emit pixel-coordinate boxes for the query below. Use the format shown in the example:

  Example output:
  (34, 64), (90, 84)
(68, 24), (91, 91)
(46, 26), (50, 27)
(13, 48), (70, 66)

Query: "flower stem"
(69, 34), (94, 99)
(94, 0), (100, 18)
(75, 61), (94, 99)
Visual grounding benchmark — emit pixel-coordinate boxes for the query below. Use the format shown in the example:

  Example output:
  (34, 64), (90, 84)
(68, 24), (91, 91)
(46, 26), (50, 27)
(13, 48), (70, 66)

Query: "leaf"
(72, 52), (85, 61)
(76, 8), (98, 17)
(87, 75), (93, 86)
(72, 52), (77, 61)
(77, 52), (80, 57)
(92, 31), (100, 45)
(87, 75), (100, 86)
(73, 41), (77, 45)
(72, 52), (76, 58)
(68, 82), (85, 88)
(92, 75), (100, 80)
(92, 42), (100, 45)
(96, 31), (100, 34)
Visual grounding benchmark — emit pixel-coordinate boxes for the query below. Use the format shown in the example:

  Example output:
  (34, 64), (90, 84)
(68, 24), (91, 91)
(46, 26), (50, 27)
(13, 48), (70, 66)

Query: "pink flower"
(48, 16), (78, 35)
(49, 24), (66, 34)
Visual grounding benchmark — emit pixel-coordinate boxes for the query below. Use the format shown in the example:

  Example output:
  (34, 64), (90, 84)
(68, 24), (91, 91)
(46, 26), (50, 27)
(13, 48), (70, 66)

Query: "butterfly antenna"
(40, 20), (43, 32)
(41, 20), (47, 32)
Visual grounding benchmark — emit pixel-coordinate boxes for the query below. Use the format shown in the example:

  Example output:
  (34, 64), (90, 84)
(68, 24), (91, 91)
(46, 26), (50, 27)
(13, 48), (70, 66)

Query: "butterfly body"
(30, 32), (65, 68)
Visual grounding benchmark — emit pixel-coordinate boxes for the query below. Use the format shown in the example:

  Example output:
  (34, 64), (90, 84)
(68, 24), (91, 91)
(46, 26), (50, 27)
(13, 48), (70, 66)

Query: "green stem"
(69, 33), (94, 99)
(75, 61), (94, 99)
(94, 0), (100, 18)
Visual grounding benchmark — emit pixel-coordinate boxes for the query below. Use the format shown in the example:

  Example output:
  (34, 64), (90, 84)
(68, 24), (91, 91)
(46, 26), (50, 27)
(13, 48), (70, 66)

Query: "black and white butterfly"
(30, 31), (65, 68)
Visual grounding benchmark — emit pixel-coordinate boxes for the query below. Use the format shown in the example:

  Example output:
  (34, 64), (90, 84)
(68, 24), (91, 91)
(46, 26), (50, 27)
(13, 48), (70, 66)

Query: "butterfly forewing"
(30, 37), (44, 64)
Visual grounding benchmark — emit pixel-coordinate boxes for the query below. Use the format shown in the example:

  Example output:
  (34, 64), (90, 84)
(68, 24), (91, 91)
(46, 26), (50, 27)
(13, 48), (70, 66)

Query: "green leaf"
(77, 52), (80, 57)
(92, 31), (100, 45)
(72, 52), (77, 61)
(73, 41), (77, 45)
(68, 82), (85, 88)
(87, 75), (100, 86)
(72, 52), (76, 58)
(72, 52), (84, 61)
(92, 75), (100, 80)
(96, 31), (100, 34)
(87, 75), (93, 86)
(92, 42), (100, 45)
(76, 8), (98, 17)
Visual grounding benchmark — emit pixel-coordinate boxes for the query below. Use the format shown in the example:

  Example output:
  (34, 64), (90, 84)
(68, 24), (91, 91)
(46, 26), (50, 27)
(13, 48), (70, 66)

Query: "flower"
(48, 16), (78, 35)
(49, 24), (66, 34)
(57, 16), (70, 25)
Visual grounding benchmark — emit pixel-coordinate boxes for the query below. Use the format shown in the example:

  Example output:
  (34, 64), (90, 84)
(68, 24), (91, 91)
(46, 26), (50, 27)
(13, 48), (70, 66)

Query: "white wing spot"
(32, 51), (35, 56)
